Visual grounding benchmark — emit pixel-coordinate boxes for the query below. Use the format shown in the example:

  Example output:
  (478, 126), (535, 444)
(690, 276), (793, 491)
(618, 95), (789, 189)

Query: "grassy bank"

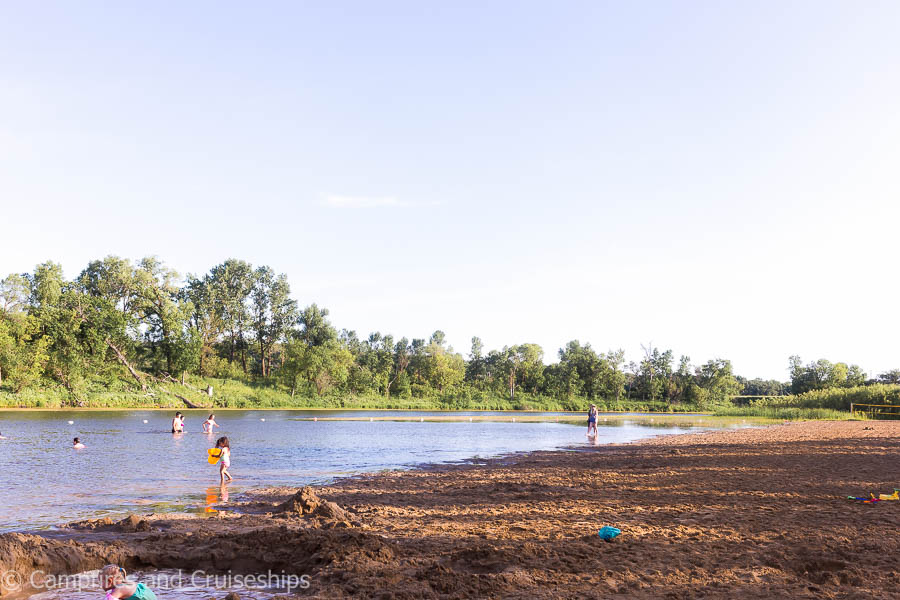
(710, 406), (859, 420)
(0, 375), (714, 412)
(0, 383), (699, 412)
(710, 384), (900, 420)
(3, 377), (896, 419)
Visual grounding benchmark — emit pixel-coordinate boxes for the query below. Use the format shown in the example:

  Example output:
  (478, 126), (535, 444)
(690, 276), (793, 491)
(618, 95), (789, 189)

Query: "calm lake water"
(0, 409), (754, 533)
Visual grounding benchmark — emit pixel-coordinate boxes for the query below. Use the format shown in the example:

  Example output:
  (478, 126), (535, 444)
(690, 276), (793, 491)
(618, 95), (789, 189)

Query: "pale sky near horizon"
(1, 1), (898, 381)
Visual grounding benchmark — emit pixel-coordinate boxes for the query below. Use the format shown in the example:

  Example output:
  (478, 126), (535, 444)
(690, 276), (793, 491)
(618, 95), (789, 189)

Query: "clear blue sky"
(1, 1), (898, 380)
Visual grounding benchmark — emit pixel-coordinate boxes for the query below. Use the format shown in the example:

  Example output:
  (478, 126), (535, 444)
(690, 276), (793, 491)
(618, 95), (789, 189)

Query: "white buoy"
(143, 420), (148, 424)
(260, 418), (266, 422)
(68, 421), (74, 425)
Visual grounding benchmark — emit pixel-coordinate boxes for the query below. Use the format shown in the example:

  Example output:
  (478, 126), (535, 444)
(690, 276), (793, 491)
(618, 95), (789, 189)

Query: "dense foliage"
(0, 257), (896, 411)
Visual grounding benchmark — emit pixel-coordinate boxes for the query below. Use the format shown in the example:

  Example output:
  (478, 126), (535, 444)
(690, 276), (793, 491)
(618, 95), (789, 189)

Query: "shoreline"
(2, 420), (898, 598)
(0, 406), (715, 414)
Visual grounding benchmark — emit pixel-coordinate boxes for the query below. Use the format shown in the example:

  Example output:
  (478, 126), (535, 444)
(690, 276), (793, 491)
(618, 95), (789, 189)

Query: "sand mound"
(64, 514), (151, 533)
(64, 516), (115, 529)
(275, 486), (351, 526)
(115, 515), (152, 533)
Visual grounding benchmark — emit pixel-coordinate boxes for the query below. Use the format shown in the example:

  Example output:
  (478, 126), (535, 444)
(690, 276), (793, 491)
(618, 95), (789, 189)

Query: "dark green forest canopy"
(0, 256), (894, 406)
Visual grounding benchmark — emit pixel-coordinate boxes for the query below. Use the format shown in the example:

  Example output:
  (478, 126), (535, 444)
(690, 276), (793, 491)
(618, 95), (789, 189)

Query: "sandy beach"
(2, 420), (899, 599)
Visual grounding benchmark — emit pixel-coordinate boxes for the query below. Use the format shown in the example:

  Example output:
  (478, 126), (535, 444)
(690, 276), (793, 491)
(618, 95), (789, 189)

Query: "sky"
(1, 1), (898, 381)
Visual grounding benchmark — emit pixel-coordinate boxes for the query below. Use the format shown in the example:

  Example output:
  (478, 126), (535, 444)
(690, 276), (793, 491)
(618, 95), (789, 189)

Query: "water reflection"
(203, 485), (229, 513)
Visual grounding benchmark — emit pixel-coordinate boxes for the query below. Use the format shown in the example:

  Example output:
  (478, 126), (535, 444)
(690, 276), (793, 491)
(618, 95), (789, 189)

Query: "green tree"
(134, 257), (192, 376)
(0, 275), (46, 390)
(207, 259), (254, 371)
(250, 266), (297, 377)
(424, 330), (464, 393)
(878, 369), (900, 385)
(696, 359), (742, 405)
(183, 274), (223, 376)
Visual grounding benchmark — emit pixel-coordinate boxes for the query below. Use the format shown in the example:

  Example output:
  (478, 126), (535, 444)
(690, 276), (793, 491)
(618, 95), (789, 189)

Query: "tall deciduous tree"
(250, 266), (297, 377)
(208, 259), (254, 372)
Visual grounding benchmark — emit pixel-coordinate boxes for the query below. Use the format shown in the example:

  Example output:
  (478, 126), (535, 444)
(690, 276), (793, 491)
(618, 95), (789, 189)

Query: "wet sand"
(2, 421), (899, 599)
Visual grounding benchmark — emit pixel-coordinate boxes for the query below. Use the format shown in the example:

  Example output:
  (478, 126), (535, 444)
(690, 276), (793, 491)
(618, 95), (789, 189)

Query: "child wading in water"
(202, 414), (219, 433)
(216, 436), (233, 484)
(99, 564), (157, 600)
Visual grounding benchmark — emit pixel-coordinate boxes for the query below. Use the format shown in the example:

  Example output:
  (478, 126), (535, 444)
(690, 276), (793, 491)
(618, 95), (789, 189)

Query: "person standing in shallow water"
(216, 436), (233, 484)
(171, 412), (185, 433)
(587, 404), (598, 437)
(202, 414), (219, 433)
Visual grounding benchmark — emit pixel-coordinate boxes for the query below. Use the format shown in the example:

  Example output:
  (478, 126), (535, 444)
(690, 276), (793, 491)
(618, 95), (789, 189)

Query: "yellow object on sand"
(878, 491), (899, 501)
(208, 448), (223, 464)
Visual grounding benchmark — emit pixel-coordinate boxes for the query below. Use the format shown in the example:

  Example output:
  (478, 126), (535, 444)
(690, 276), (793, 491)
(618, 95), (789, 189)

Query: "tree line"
(0, 256), (896, 406)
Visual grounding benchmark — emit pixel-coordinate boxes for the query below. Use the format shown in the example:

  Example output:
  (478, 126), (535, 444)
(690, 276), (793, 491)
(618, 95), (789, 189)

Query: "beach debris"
(67, 421), (74, 425)
(848, 489), (899, 503)
(847, 495), (879, 503)
(598, 526), (621, 541)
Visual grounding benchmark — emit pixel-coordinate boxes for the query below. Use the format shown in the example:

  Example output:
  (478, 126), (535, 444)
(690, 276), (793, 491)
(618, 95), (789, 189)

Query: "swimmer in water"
(171, 412), (185, 433)
(73, 437), (86, 449)
(99, 564), (158, 600)
(0, 432), (7, 439)
(202, 414), (219, 433)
